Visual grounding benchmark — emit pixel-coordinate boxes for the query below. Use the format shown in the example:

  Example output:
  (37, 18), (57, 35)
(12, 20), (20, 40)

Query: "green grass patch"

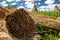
(33, 11), (60, 18)
(37, 25), (60, 40)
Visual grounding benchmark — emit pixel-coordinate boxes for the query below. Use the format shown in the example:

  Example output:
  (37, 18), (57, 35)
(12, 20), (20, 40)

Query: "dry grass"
(5, 8), (37, 40)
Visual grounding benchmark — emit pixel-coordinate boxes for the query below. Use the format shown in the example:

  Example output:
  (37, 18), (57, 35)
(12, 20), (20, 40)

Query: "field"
(37, 25), (60, 40)
(0, 7), (60, 40)
(33, 11), (60, 18)
(33, 11), (60, 40)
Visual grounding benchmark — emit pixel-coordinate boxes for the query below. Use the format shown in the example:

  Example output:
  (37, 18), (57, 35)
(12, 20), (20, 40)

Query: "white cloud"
(38, 4), (60, 11)
(38, 2), (40, 4)
(26, 4), (34, 8)
(47, 4), (54, 11)
(25, 0), (30, 1)
(39, 6), (48, 11)
(25, 0), (41, 1)
(38, 4), (56, 11)
(25, 1), (34, 11)
(40, 9), (47, 11)
(40, 6), (47, 9)
(2, 1), (6, 4)
(0, 1), (8, 7)
(25, 2), (34, 8)
(16, 0), (21, 2)
(45, 0), (55, 4)
(6, 0), (13, 2)
(2, 4), (8, 7)
(25, 0), (33, 1)
(25, 2), (29, 4)
(36, 0), (41, 1)
(28, 4), (34, 8)
(17, 6), (24, 9)
(11, 3), (16, 5)
(47, 4), (60, 11)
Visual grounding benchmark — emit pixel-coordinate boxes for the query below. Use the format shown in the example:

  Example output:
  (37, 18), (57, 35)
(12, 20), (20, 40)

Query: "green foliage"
(0, 6), (2, 8)
(34, 11), (60, 18)
(37, 25), (60, 40)
(5, 5), (16, 9)
(33, 11), (60, 40)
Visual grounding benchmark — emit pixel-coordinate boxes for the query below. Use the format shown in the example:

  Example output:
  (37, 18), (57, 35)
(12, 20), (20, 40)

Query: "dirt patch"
(29, 13), (60, 30)
(0, 32), (12, 40)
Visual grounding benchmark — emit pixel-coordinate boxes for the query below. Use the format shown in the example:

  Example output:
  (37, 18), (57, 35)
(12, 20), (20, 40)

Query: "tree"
(5, 5), (16, 9)
(0, 6), (2, 8)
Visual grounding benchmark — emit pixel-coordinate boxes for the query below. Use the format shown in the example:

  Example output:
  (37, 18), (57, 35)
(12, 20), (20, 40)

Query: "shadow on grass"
(37, 25), (60, 40)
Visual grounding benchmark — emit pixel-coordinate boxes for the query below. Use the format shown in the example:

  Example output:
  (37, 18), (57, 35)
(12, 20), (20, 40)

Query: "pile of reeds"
(5, 8), (37, 40)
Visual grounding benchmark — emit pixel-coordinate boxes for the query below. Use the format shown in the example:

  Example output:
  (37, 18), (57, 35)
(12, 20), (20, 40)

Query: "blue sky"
(0, 0), (60, 11)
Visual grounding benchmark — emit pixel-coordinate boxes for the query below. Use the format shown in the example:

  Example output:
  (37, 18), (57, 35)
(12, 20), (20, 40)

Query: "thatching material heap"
(32, 0), (38, 11)
(5, 8), (37, 40)
(0, 7), (10, 19)
(0, 8), (6, 19)
(54, 5), (60, 12)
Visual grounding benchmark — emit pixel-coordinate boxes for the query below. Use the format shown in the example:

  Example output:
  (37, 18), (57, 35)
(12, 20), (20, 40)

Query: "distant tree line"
(5, 5), (16, 9)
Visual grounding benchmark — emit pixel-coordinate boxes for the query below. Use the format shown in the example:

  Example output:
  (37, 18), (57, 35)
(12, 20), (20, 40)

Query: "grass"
(32, 11), (60, 40)
(32, 11), (60, 18)
(37, 25), (60, 40)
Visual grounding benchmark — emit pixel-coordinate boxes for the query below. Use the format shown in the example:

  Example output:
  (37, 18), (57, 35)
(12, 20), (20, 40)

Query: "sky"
(0, 0), (60, 11)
